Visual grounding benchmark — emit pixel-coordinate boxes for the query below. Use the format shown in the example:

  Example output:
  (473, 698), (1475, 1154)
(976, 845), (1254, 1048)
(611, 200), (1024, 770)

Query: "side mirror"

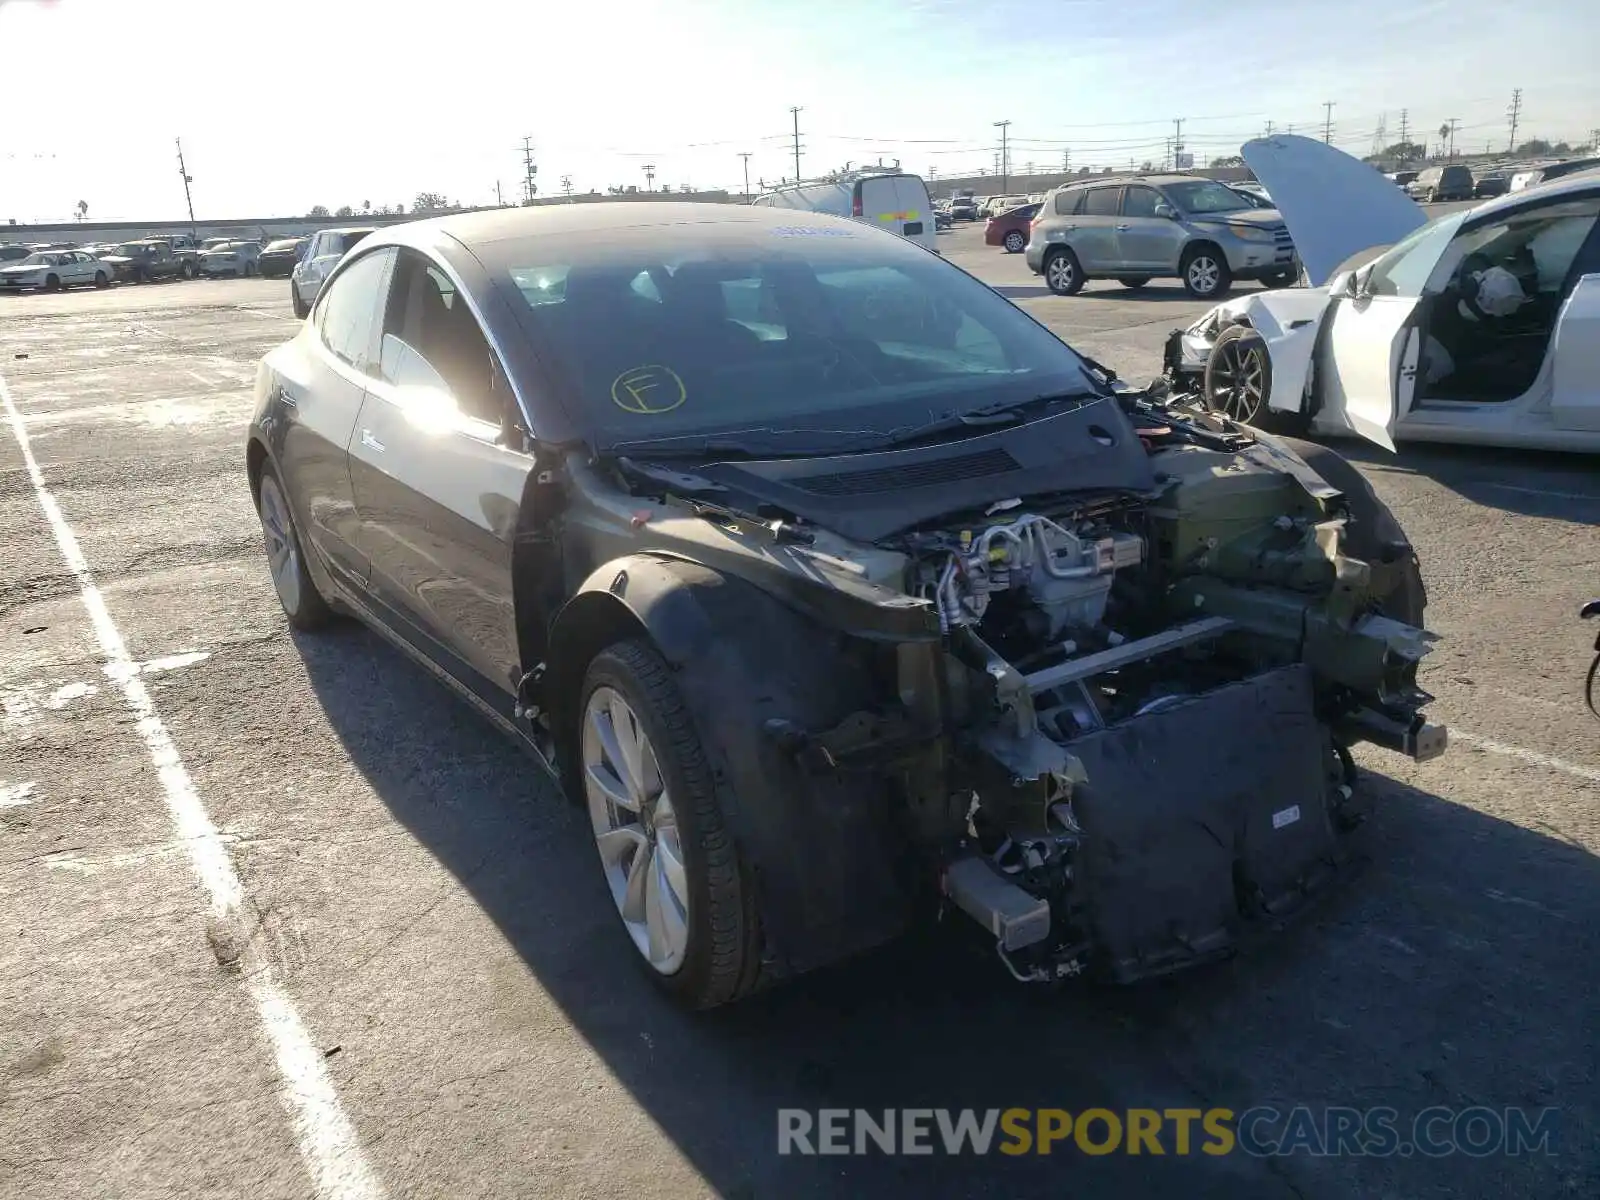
(1154, 203), (1178, 219)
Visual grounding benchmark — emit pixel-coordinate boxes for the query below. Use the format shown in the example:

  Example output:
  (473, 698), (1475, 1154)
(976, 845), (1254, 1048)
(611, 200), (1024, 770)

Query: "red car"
(984, 202), (1041, 253)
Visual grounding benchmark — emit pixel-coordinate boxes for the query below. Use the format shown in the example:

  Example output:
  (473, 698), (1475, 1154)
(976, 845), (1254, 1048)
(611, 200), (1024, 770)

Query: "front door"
(348, 248), (532, 697)
(1115, 185), (1187, 272)
(1319, 291), (1417, 451)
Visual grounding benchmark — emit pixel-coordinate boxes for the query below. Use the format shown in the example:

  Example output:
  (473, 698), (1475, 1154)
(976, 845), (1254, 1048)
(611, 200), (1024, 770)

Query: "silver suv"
(1024, 174), (1300, 299)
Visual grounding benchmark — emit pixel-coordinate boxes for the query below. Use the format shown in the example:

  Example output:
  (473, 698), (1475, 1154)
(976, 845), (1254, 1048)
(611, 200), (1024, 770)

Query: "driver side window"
(316, 248), (395, 373)
(379, 249), (503, 427)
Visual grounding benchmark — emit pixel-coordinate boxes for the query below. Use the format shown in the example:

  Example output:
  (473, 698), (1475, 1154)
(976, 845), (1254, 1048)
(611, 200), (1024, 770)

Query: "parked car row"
(0, 232), (315, 292)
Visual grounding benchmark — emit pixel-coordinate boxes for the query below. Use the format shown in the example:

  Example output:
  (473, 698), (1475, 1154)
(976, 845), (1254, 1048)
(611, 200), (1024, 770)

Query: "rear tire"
(181, 261), (196, 279)
(1003, 230), (1026, 253)
(1262, 269), (1297, 289)
(579, 639), (765, 1009)
(254, 463), (335, 631)
(1043, 248), (1085, 295)
(44, 274), (61, 292)
(291, 284), (309, 319)
(1117, 276), (1151, 288)
(93, 271), (108, 288)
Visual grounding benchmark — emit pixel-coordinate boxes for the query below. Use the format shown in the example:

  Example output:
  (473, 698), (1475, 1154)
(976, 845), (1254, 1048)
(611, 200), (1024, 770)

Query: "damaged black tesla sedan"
(247, 202), (1447, 1008)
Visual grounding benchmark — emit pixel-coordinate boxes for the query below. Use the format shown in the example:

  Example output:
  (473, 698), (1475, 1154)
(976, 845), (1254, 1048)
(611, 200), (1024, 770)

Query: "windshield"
(504, 235), (1101, 452)
(265, 240), (298, 251)
(116, 243), (148, 255)
(1163, 179), (1253, 215)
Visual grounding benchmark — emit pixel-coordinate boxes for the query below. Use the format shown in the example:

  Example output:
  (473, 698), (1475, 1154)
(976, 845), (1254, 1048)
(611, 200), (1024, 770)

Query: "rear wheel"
(255, 463), (334, 631)
(44, 274), (61, 292)
(1117, 276), (1151, 288)
(1181, 245), (1231, 299)
(181, 260), (196, 279)
(580, 639), (764, 1009)
(1002, 230), (1026, 253)
(1262, 269), (1297, 289)
(291, 283), (309, 319)
(93, 271), (108, 288)
(1043, 248), (1084, 295)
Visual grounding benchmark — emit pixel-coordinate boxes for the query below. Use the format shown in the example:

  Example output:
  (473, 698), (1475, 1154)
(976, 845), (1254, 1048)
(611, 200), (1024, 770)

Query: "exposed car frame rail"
(1023, 615), (1235, 693)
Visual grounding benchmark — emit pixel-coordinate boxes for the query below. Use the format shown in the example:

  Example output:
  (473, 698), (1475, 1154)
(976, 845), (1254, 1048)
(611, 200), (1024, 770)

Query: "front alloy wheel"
(584, 685), (691, 975)
(1183, 250), (1230, 299)
(1044, 249), (1084, 295)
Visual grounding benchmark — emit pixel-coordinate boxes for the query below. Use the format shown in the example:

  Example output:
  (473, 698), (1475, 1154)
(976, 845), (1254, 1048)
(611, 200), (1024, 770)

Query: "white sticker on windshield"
(1272, 804), (1301, 830)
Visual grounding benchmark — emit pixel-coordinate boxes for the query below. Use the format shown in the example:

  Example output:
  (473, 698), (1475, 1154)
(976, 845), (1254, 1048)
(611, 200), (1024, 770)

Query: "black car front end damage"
(543, 388), (1445, 989)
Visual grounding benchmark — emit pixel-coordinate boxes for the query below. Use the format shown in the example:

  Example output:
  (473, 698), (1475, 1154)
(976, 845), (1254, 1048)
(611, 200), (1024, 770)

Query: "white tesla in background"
(1168, 135), (1600, 453)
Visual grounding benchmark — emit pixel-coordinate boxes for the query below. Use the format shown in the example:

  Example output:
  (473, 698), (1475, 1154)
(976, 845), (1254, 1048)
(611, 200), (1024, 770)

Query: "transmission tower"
(1372, 113), (1388, 157)
(1398, 109), (1410, 153)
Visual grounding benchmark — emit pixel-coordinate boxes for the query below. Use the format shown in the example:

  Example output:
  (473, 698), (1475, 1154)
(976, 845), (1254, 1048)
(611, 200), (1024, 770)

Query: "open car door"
(1550, 273), (1600, 432)
(1317, 283), (1418, 452)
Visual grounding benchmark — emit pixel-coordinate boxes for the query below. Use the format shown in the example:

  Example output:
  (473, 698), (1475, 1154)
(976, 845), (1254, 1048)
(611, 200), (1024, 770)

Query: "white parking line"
(1451, 730), (1600, 786)
(0, 370), (385, 1200)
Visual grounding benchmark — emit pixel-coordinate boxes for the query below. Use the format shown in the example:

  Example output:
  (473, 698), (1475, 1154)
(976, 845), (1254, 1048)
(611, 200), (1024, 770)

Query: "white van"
(750, 170), (938, 252)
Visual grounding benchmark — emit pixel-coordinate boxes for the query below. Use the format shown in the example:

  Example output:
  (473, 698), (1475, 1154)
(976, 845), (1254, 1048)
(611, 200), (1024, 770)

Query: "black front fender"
(545, 555), (922, 978)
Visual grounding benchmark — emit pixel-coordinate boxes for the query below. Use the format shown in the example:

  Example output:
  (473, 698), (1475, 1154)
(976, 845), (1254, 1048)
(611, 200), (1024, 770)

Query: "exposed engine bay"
(590, 387), (1448, 989)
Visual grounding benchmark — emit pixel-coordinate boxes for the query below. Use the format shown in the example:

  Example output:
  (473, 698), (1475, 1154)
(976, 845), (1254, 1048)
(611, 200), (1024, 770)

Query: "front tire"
(1043, 247), (1085, 295)
(1181, 245), (1232, 299)
(580, 639), (763, 1009)
(1204, 325), (1273, 425)
(255, 464), (334, 630)
(1262, 269), (1297, 289)
(93, 271), (108, 288)
(1002, 230), (1026, 253)
(181, 261), (196, 279)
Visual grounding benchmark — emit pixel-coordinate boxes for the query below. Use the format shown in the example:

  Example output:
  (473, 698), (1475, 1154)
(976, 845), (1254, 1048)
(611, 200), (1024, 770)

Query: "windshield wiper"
(874, 389), (1102, 448)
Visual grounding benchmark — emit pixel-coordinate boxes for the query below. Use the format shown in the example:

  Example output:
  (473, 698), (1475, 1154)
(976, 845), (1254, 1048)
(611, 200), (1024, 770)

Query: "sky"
(0, 0), (1596, 223)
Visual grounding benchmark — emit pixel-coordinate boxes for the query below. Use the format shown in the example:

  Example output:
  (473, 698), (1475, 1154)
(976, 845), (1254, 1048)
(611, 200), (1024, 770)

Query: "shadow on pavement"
(294, 626), (1599, 1200)
(1317, 438), (1600, 525)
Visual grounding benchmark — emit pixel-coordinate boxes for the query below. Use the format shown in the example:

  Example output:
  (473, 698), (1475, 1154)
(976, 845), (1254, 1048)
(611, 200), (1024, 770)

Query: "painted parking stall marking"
(0, 368), (386, 1200)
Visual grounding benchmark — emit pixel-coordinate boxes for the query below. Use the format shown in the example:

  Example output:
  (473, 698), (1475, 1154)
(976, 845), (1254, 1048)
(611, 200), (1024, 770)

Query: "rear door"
(348, 248), (533, 697)
(276, 246), (397, 589)
(1071, 185), (1123, 271)
(858, 175), (934, 250)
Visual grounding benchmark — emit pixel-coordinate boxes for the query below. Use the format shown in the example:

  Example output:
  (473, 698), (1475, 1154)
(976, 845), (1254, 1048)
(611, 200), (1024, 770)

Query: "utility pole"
(1398, 108), (1410, 155)
(738, 151), (752, 199)
(1447, 118), (1460, 159)
(993, 119), (1011, 191)
(1322, 102), (1335, 144)
(174, 138), (196, 236)
(1062, 146), (1070, 172)
(1506, 88), (1523, 152)
(790, 106), (804, 180)
(1172, 117), (1185, 168)
(560, 174), (573, 200)
(1265, 119), (1275, 137)
(1591, 127), (1600, 153)
(642, 163), (656, 191)
(521, 137), (538, 205)
(495, 180), (503, 207)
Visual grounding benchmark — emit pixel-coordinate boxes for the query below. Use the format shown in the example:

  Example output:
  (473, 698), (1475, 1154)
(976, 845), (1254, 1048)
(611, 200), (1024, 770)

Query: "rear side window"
(316, 249), (394, 373)
(1081, 188), (1121, 216)
(1054, 190), (1082, 216)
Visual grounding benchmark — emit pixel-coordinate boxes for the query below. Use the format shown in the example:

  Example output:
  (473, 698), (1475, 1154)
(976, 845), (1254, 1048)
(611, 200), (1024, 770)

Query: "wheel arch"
(540, 553), (921, 976)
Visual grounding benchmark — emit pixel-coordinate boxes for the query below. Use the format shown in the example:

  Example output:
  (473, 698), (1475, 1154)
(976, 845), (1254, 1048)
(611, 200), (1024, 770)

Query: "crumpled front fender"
(1182, 289), (1334, 415)
(548, 555), (922, 978)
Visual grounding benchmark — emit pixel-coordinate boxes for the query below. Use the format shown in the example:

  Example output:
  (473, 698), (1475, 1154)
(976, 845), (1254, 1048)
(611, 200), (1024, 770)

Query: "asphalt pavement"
(1, 240), (1596, 1200)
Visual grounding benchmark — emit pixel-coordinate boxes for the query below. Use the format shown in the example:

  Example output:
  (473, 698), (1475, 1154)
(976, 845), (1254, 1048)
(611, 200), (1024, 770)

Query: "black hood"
(692, 398), (1157, 542)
